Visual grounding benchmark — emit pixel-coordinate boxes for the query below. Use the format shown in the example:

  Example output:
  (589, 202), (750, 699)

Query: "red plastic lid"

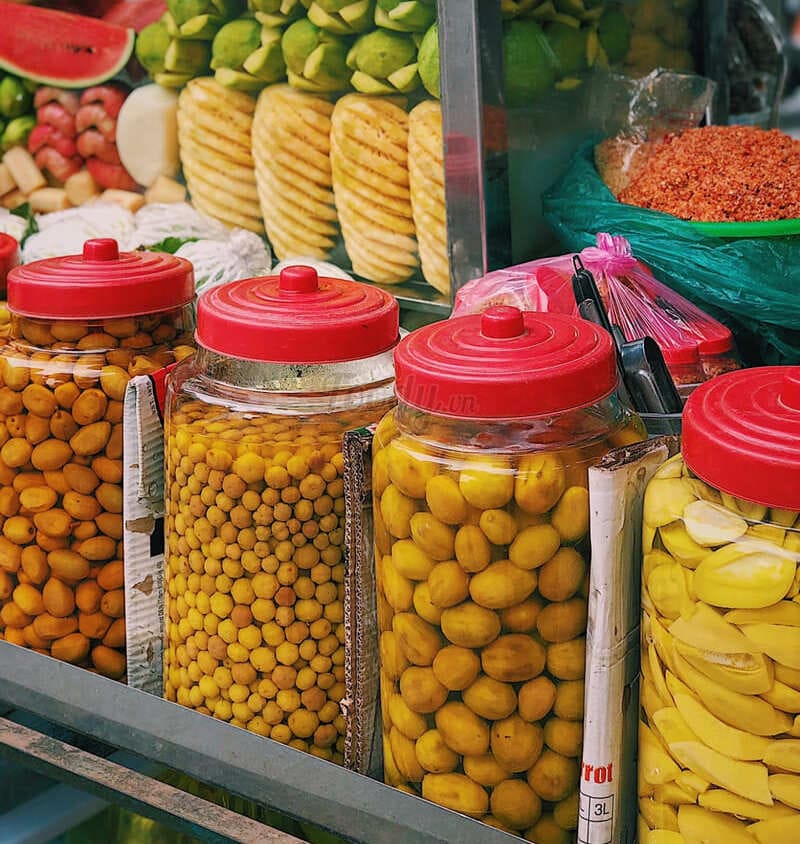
(394, 306), (618, 419)
(683, 366), (800, 510)
(7, 238), (194, 320)
(196, 265), (399, 363)
(696, 323), (733, 356)
(661, 341), (700, 366)
(0, 234), (19, 288)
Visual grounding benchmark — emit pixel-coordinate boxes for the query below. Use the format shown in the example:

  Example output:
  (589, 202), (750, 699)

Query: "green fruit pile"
(0, 75), (35, 152)
(137, 0), (438, 95)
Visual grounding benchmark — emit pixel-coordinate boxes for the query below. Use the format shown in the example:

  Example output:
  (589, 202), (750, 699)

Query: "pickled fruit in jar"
(640, 460), (800, 840)
(0, 239), (195, 677)
(374, 409), (644, 835)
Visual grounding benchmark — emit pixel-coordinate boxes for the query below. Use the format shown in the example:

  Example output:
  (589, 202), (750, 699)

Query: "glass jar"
(164, 265), (398, 762)
(373, 306), (645, 838)
(0, 238), (195, 679)
(639, 367), (800, 841)
(0, 233), (18, 299)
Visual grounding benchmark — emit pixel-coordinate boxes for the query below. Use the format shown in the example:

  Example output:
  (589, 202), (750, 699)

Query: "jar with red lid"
(372, 305), (645, 837)
(639, 367), (800, 841)
(0, 233), (19, 300)
(0, 238), (195, 679)
(163, 265), (399, 762)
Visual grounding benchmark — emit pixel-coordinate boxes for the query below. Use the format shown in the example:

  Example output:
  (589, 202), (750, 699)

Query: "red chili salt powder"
(618, 125), (800, 222)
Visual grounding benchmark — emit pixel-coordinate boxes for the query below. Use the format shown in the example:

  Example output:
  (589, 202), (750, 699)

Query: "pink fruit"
(76, 129), (121, 165)
(34, 148), (82, 182)
(85, 157), (136, 191)
(80, 84), (127, 119)
(75, 103), (116, 141)
(33, 86), (80, 115)
(36, 103), (76, 138)
(28, 125), (78, 158)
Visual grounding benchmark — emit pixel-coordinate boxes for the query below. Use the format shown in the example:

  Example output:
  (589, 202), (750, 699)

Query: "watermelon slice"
(0, 2), (135, 88)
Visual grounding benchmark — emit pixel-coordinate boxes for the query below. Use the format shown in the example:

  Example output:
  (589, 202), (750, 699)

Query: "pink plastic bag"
(453, 233), (741, 386)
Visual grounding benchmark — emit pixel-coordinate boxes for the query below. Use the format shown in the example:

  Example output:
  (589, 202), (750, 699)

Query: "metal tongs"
(571, 256), (683, 433)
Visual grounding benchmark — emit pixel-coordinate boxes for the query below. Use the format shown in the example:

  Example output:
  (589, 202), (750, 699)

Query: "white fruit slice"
(116, 84), (179, 188)
(682, 500), (747, 547)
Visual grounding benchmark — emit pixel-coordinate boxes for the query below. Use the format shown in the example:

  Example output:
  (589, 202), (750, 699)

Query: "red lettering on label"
(583, 763), (614, 783)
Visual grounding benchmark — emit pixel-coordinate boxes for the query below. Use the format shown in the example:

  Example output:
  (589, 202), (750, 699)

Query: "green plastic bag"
(542, 142), (800, 365)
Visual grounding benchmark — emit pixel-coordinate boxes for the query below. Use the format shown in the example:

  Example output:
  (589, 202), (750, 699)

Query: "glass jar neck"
(177, 345), (396, 415)
(393, 394), (629, 453)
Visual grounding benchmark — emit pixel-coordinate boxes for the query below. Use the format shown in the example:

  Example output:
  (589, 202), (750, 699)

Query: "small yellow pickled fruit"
(427, 560), (469, 608)
(390, 726), (425, 782)
(421, 773), (488, 818)
(440, 602), (501, 648)
(482, 633), (546, 683)
(550, 486), (589, 544)
(694, 547), (795, 610)
(413, 583), (443, 625)
(388, 693), (427, 740)
(462, 754), (510, 787)
(432, 645), (480, 691)
(425, 476), (467, 525)
(19, 486), (57, 513)
(400, 666), (448, 714)
(538, 548), (586, 602)
(514, 453), (566, 515)
(381, 485), (418, 539)
(415, 729), (458, 774)
(740, 623), (800, 669)
(490, 779), (542, 831)
(669, 741), (772, 805)
(462, 675), (517, 721)
(518, 676), (557, 722)
(527, 749), (578, 802)
(435, 701), (490, 756)
(393, 613), (442, 666)
(469, 559), (537, 610)
(509, 524), (561, 571)
(410, 513), (454, 561)
(672, 691), (771, 760)
(491, 715), (544, 773)
(458, 456), (514, 510)
(639, 721), (681, 786)
(373, 447), (390, 497)
(524, 815), (570, 844)
(768, 773), (800, 809)
(501, 597), (544, 633)
(678, 803), (755, 843)
(552, 791), (579, 831)
(553, 680), (584, 721)
(647, 563), (691, 620)
(386, 440), (437, 499)
(544, 718), (583, 758)
(392, 539), (435, 581)
(643, 478), (697, 528)
(453, 525), (491, 573)
(382, 555), (414, 612)
(700, 788), (800, 821)
(546, 637), (586, 681)
(536, 598), (588, 643)
(478, 509), (518, 546)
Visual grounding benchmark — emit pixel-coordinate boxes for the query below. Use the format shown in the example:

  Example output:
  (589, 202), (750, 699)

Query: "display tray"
(0, 643), (518, 844)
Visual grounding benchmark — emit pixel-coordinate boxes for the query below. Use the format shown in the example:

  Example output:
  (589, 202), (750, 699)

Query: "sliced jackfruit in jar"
(761, 680), (800, 713)
(640, 721), (682, 786)
(740, 624), (800, 671)
(649, 563), (693, 620)
(682, 500), (747, 547)
(693, 547), (796, 609)
(653, 781), (697, 806)
(763, 740), (800, 774)
(654, 454), (685, 480)
(672, 652), (792, 736)
(660, 522), (708, 569)
(675, 771), (709, 796)
(748, 814), (800, 843)
(640, 797), (679, 833)
(720, 492), (768, 523)
(652, 706), (698, 746)
(768, 772), (800, 809)
(698, 788), (794, 821)
(675, 642), (773, 696)
(725, 601), (800, 627)
(667, 741), (772, 806)
(678, 803), (756, 843)
(644, 478), (698, 529)
(671, 602), (763, 654)
(672, 691), (772, 761)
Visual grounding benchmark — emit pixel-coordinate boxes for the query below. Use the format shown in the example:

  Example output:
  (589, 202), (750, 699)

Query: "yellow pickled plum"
(514, 453), (566, 515)
(0, 309), (193, 675)
(458, 456), (514, 510)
